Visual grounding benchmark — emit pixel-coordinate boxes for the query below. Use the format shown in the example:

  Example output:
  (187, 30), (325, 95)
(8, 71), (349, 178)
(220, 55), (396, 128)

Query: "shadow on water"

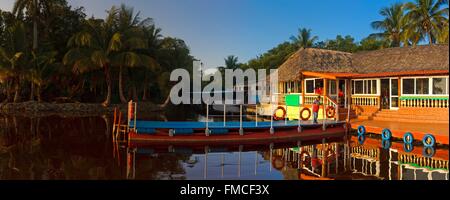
(1, 105), (448, 180)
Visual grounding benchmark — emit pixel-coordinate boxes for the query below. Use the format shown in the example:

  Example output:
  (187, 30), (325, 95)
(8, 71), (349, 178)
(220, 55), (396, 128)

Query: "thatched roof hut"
(352, 44), (449, 73)
(277, 44), (449, 81)
(277, 48), (354, 82)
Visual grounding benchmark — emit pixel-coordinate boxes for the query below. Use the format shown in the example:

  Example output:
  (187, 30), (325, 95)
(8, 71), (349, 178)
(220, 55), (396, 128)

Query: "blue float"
(403, 132), (414, 144)
(422, 134), (436, 147)
(381, 139), (391, 150)
(381, 128), (392, 140)
(357, 125), (366, 136)
(357, 135), (366, 145)
(403, 143), (414, 153)
(423, 146), (436, 158)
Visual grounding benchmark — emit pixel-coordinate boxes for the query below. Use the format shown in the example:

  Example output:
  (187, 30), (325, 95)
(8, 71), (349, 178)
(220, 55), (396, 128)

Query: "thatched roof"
(352, 44), (449, 73)
(277, 48), (354, 82)
(277, 45), (449, 81)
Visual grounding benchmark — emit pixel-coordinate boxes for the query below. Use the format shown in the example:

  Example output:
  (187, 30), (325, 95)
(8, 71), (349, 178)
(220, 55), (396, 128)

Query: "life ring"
(326, 106), (335, 118)
(381, 139), (391, 150)
(272, 155), (285, 170)
(403, 132), (414, 144)
(422, 134), (436, 147)
(273, 106), (286, 121)
(403, 143), (414, 153)
(381, 128), (392, 140)
(423, 146), (435, 158)
(357, 125), (366, 136)
(357, 134), (366, 145)
(299, 107), (311, 121)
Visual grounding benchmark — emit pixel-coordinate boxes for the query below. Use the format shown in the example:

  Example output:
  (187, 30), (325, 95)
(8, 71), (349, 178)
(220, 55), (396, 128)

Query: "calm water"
(0, 108), (448, 180)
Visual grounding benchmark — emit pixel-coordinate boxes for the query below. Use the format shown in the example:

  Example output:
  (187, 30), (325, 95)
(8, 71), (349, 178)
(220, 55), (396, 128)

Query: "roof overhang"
(348, 70), (449, 78)
(301, 71), (359, 80)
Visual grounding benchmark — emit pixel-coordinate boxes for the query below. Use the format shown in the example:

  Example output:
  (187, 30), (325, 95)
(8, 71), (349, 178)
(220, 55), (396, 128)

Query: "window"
(415, 78), (429, 95)
(391, 79), (398, 96)
(402, 79), (414, 95)
(305, 80), (314, 93)
(402, 77), (449, 95)
(328, 80), (337, 95)
(352, 79), (377, 94)
(354, 80), (363, 94)
(433, 78), (448, 95)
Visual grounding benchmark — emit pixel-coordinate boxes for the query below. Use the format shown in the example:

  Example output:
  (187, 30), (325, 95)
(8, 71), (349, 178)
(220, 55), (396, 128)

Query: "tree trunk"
(37, 85), (42, 102)
(132, 86), (138, 101)
(13, 78), (20, 103)
(118, 66), (127, 103)
(30, 82), (35, 101)
(142, 85), (147, 101)
(428, 31), (433, 45)
(102, 65), (112, 106)
(4, 80), (12, 103)
(33, 0), (38, 51)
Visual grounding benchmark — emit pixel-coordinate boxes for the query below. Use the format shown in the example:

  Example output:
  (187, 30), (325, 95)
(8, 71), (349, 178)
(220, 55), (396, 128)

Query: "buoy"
(403, 132), (414, 144)
(326, 106), (336, 118)
(357, 134), (365, 145)
(357, 125), (366, 136)
(273, 106), (286, 121)
(381, 128), (392, 140)
(423, 146), (436, 158)
(422, 134), (436, 147)
(403, 143), (414, 153)
(382, 139), (391, 150)
(300, 107), (311, 121)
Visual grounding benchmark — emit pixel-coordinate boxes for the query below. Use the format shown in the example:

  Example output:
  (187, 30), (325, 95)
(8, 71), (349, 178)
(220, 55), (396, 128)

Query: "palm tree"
(290, 28), (318, 48)
(405, 0), (449, 45)
(371, 3), (407, 47)
(436, 22), (449, 44)
(0, 21), (28, 103)
(27, 51), (59, 102)
(12, 0), (39, 51)
(224, 55), (239, 70)
(64, 17), (115, 106)
(112, 4), (158, 103)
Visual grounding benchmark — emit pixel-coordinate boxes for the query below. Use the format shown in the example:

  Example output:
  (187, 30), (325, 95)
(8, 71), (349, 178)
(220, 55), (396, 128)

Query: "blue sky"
(0, 0), (410, 68)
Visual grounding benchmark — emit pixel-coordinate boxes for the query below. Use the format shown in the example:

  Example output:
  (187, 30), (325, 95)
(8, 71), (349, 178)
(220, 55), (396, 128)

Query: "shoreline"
(0, 101), (165, 117)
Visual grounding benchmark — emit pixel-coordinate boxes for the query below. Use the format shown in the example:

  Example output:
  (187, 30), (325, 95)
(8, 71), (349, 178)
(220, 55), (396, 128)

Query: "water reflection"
(1, 113), (448, 180)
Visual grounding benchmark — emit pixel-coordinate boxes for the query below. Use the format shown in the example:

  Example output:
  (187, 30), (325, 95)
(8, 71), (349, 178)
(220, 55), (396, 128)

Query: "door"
(338, 80), (346, 107)
(380, 79), (390, 109)
(390, 79), (399, 110)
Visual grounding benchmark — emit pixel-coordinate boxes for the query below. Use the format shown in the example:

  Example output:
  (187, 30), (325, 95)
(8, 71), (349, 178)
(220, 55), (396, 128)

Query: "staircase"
(371, 109), (449, 124)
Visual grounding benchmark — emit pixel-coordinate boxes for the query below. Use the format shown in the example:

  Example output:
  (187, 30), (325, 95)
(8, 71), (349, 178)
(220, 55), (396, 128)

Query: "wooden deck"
(350, 119), (449, 145)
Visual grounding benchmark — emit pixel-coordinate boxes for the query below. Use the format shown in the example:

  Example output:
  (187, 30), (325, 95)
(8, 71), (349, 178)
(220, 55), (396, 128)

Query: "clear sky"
(0, 0), (410, 69)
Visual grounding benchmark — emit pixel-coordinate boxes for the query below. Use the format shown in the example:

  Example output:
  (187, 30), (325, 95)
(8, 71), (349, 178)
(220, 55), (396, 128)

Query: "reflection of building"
(349, 144), (449, 180)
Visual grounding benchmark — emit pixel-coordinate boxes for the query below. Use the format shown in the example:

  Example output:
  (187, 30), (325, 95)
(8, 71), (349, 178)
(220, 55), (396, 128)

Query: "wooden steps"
(371, 109), (449, 124)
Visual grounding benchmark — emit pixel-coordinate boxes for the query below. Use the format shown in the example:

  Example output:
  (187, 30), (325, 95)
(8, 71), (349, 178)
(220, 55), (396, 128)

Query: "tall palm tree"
(64, 17), (115, 106)
(224, 55), (239, 70)
(290, 28), (318, 48)
(112, 4), (157, 103)
(12, 0), (39, 51)
(0, 21), (28, 103)
(371, 3), (407, 47)
(405, 0), (449, 45)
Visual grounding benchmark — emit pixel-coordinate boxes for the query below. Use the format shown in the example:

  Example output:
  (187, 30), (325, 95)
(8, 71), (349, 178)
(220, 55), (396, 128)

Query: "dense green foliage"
(1, 1), (194, 104)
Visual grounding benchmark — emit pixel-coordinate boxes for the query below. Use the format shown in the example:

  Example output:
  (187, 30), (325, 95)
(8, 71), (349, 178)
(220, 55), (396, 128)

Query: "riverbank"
(0, 101), (165, 117)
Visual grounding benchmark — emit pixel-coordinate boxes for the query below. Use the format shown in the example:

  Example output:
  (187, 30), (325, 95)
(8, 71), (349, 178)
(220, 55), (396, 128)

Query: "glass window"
(315, 79), (324, 90)
(416, 78), (429, 95)
(433, 78), (447, 95)
(329, 80), (337, 95)
(354, 80), (364, 94)
(365, 80), (371, 94)
(391, 79), (398, 96)
(391, 97), (399, 108)
(371, 80), (377, 94)
(306, 80), (314, 93)
(402, 79), (414, 95)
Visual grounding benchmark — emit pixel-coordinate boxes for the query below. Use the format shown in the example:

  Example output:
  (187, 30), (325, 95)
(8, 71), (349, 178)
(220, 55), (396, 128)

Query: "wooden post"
(323, 79), (327, 131)
(301, 78), (305, 105)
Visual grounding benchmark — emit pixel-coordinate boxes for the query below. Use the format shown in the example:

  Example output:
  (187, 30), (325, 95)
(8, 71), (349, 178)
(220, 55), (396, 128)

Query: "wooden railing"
(350, 146), (380, 161)
(400, 96), (449, 108)
(351, 96), (380, 106)
(399, 153), (449, 170)
(304, 95), (324, 105)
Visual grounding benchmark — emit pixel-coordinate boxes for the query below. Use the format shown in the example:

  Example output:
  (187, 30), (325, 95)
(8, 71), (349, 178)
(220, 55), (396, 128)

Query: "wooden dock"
(350, 119), (449, 145)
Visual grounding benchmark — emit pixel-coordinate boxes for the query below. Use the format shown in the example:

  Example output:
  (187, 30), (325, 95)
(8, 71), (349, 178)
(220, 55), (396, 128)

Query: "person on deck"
(312, 96), (321, 124)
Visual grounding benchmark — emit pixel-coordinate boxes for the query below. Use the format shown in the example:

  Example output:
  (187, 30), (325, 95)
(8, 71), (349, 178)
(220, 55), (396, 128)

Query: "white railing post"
(223, 104), (226, 127)
(206, 102), (210, 136)
(239, 104), (244, 135)
(255, 104), (258, 127)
